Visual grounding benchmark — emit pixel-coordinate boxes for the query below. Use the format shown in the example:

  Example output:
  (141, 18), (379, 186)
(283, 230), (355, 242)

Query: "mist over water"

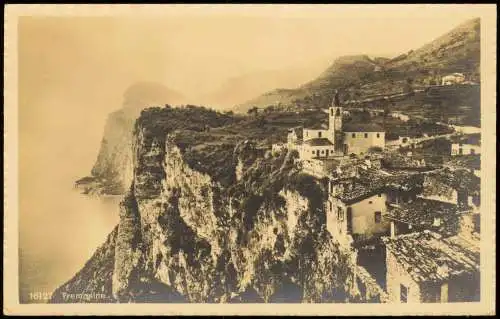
(18, 97), (122, 303)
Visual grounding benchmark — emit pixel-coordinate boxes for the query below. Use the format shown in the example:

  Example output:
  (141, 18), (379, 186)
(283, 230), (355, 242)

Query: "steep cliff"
(53, 106), (368, 303)
(74, 82), (188, 196)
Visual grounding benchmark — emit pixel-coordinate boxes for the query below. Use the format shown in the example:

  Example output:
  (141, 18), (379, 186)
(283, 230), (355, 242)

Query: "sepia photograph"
(3, 4), (496, 316)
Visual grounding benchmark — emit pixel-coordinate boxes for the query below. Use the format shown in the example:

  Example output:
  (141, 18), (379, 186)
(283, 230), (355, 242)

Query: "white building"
(298, 99), (343, 160)
(451, 143), (480, 156)
(286, 92), (385, 161)
(390, 112), (410, 122)
(441, 73), (465, 86)
(342, 123), (385, 156)
(450, 134), (481, 156)
(298, 138), (337, 160)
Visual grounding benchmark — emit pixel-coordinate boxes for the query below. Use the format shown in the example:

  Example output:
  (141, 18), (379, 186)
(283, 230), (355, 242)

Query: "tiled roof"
(343, 123), (384, 132)
(336, 181), (384, 204)
(304, 138), (334, 146)
(383, 231), (480, 283)
(382, 153), (427, 169)
(305, 123), (328, 130)
(385, 198), (471, 236)
(358, 169), (425, 192)
(425, 168), (480, 194)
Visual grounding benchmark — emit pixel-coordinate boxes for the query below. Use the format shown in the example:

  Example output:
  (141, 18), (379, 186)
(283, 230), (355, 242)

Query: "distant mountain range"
(233, 17), (480, 113)
(194, 62), (330, 110)
(122, 81), (187, 109)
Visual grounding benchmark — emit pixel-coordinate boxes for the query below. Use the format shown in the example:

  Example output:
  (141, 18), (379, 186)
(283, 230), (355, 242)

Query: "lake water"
(19, 179), (121, 304)
(18, 94), (124, 303)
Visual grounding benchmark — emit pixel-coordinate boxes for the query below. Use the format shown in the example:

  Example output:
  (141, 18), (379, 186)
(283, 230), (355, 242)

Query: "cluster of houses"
(326, 161), (481, 303)
(271, 93), (481, 303)
(451, 133), (481, 156)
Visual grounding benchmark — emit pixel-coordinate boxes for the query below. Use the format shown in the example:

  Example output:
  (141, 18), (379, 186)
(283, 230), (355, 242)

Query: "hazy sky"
(18, 5), (483, 102)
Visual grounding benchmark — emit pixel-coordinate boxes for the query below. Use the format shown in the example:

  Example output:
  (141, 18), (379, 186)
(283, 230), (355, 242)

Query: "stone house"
(383, 231), (480, 303)
(385, 197), (472, 238)
(421, 168), (480, 209)
(326, 178), (390, 249)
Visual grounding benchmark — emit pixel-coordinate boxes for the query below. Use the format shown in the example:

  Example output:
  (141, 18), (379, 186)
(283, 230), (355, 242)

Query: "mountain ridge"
(234, 17), (480, 113)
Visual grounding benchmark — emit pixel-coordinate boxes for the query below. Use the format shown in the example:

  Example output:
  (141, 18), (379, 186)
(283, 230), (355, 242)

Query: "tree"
(247, 106), (259, 117)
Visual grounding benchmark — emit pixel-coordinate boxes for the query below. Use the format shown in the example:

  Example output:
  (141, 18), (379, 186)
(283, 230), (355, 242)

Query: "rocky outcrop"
(75, 82), (188, 196)
(54, 107), (373, 303)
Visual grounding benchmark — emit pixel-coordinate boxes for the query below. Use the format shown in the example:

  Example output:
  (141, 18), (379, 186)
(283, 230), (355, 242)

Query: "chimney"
(436, 262), (450, 278)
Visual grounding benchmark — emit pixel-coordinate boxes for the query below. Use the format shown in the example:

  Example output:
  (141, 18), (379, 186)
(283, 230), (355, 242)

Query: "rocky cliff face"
(74, 82), (188, 196)
(52, 107), (370, 303)
(74, 107), (139, 196)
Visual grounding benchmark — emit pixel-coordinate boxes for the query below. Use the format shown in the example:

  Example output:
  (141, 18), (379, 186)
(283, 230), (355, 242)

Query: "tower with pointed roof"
(328, 90), (343, 134)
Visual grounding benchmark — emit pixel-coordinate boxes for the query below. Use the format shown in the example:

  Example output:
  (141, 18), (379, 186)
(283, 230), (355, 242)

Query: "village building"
(298, 101), (343, 159)
(326, 166), (428, 247)
(441, 73), (466, 86)
(343, 123), (385, 156)
(385, 197), (473, 238)
(451, 133), (481, 156)
(421, 168), (480, 209)
(390, 111), (410, 122)
(381, 152), (427, 171)
(326, 177), (390, 249)
(383, 231), (480, 303)
(285, 92), (386, 161)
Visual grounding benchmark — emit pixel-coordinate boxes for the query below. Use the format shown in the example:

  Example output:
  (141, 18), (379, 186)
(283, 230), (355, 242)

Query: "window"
(346, 207), (353, 233)
(378, 193), (382, 197)
(352, 133), (356, 138)
(459, 148), (463, 155)
(336, 108), (341, 116)
(337, 207), (344, 221)
(400, 284), (408, 303)
(377, 133), (380, 138)
(330, 109), (334, 116)
(365, 133), (368, 138)
(375, 211), (382, 223)
(318, 132), (322, 138)
(312, 150), (315, 154)
(470, 148), (475, 155)
(329, 202), (332, 211)
(321, 150), (325, 154)
(368, 201), (373, 204)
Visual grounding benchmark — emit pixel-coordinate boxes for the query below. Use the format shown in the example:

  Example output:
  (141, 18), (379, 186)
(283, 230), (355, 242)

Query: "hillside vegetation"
(235, 18), (480, 115)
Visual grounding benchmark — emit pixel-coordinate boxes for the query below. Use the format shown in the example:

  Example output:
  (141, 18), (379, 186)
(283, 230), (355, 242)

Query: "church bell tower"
(328, 90), (343, 133)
